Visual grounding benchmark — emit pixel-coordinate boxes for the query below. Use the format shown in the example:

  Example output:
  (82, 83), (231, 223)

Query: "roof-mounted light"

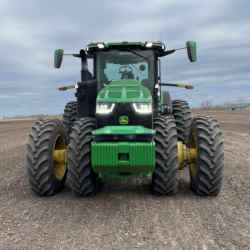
(145, 41), (166, 50)
(145, 42), (153, 48)
(97, 43), (105, 49)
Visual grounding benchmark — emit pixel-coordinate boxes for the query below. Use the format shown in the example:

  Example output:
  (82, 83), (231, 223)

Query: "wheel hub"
(53, 136), (67, 180)
(177, 141), (197, 172)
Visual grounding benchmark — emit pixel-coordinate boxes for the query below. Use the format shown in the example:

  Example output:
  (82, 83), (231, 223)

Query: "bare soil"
(0, 110), (249, 250)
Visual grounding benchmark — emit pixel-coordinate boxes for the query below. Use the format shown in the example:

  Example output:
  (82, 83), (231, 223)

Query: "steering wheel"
(119, 65), (134, 79)
(119, 65), (133, 74)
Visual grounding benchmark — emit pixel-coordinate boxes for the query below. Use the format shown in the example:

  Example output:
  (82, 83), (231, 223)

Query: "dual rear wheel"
(188, 116), (224, 195)
(26, 118), (98, 196)
(26, 119), (68, 196)
(152, 114), (224, 196)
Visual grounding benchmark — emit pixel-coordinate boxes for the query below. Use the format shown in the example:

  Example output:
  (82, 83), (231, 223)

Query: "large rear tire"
(152, 116), (178, 195)
(68, 118), (99, 196)
(188, 116), (224, 196)
(26, 119), (67, 196)
(63, 101), (78, 138)
(172, 100), (192, 144)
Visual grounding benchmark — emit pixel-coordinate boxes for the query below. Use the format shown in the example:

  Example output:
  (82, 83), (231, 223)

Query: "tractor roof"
(86, 41), (166, 57)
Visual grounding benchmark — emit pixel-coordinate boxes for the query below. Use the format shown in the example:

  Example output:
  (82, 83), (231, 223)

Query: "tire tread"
(190, 116), (224, 196)
(152, 116), (178, 195)
(26, 119), (67, 196)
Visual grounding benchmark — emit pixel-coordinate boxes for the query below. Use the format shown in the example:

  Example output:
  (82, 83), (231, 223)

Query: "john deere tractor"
(26, 41), (224, 196)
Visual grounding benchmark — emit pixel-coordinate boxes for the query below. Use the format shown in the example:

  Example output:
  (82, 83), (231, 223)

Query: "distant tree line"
(200, 97), (247, 110)
(1, 114), (48, 120)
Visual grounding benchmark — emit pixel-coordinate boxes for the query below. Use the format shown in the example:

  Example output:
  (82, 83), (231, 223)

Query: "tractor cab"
(86, 42), (165, 92)
(95, 49), (155, 91)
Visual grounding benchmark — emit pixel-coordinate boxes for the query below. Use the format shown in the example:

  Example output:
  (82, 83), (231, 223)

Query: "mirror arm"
(162, 49), (176, 56)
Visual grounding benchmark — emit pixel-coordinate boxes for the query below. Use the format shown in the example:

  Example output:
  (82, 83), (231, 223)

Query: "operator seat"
(121, 71), (135, 79)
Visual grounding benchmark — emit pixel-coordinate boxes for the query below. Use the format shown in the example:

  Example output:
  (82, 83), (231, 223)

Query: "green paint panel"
(92, 126), (155, 136)
(97, 79), (152, 103)
(91, 141), (155, 174)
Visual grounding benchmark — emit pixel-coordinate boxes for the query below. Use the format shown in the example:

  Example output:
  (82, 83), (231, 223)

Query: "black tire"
(63, 101), (78, 137)
(162, 91), (173, 114)
(188, 116), (224, 196)
(26, 119), (67, 196)
(152, 116), (178, 195)
(68, 118), (99, 196)
(172, 99), (192, 144)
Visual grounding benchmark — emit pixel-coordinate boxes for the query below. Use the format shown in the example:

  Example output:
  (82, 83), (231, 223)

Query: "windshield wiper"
(126, 49), (151, 61)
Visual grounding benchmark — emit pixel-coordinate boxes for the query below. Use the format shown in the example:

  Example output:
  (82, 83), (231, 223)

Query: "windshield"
(96, 50), (155, 90)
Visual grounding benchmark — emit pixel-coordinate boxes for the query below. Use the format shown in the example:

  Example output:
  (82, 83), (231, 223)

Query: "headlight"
(96, 103), (115, 115)
(132, 103), (152, 114)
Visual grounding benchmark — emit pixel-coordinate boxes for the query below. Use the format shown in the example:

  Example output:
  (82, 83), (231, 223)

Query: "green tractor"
(26, 41), (224, 196)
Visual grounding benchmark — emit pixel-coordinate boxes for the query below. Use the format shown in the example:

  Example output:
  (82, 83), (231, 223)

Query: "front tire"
(188, 116), (224, 196)
(26, 119), (67, 196)
(68, 118), (99, 196)
(152, 116), (178, 195)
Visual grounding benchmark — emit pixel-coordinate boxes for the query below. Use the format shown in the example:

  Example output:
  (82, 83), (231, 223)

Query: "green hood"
(97, 79), (152, 103)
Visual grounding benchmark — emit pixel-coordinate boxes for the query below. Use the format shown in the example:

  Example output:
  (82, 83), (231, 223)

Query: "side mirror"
(54, 49), (64, 68)
(186, 41), (197, 62)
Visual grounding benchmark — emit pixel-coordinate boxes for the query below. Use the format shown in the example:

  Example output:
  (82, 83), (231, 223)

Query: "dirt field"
(0, 110), (249, 250)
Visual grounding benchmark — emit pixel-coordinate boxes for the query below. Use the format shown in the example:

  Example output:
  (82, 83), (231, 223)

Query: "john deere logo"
(119, 115), (129, 125)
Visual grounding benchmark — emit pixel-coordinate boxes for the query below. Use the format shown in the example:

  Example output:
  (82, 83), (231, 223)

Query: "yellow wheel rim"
(53, 135), (67, 180)
(189, 133), (198, 179)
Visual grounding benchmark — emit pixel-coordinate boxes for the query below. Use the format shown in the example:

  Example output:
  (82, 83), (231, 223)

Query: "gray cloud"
(0, 0), (250, 117)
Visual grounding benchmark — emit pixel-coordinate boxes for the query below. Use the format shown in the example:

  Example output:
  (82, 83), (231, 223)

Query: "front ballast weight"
(52, 138), (199, 174)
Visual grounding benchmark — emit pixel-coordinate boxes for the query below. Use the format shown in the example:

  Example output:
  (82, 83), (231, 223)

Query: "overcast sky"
(0, 0), (250, 117)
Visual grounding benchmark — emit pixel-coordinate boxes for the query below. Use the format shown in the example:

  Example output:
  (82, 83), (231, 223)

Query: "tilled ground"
(0, 110), (249, 250)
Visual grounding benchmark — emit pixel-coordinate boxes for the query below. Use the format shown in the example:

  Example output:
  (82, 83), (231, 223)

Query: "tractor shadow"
(90, 175), (194, 198)
(98, 178), (152, 196)
(177, 177), (193, 196)
(58, 169), (194, 198)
